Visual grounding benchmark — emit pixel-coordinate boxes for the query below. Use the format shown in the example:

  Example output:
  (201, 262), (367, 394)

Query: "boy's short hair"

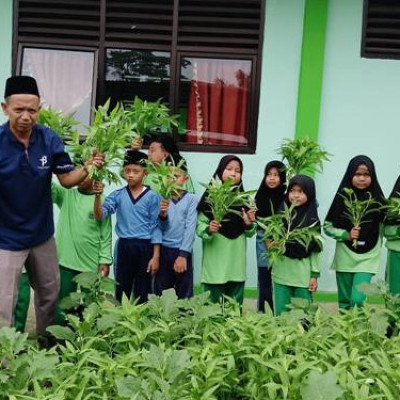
(123, 150), (147, 167)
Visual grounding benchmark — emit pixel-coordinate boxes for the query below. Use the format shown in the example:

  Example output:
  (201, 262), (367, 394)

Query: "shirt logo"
(40, 156), (48, 166)
(38, 155), (50, 170)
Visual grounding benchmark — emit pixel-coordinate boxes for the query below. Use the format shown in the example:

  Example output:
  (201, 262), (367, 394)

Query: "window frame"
(13, 0), (265, 154)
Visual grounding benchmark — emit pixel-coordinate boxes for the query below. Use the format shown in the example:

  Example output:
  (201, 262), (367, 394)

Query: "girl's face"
(288, 184), (308, 206)
(222, 160), (242, 185)
(265, 167), (281, 189)
(148, 142), (168, 163)
(352, 164), (372, 190)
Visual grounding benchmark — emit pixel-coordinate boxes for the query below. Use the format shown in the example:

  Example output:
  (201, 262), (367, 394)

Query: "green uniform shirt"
(323, 221), (383, 274)
(384, 224), (400, 252)
(272, 252), (321, 288)
(52, 184), (112, 272)
(196, 212), (256, 284)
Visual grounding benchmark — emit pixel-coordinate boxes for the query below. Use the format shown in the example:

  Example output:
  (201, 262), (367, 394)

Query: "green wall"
(0, 0), (13, 123)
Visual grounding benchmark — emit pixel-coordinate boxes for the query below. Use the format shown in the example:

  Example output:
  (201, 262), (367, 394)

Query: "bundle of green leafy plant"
(38, 107), (80, 141)
(124, 97), (179, 139)
(5, 282), (400, 400)
(340, 187), (381, 248)
(277, 137), (331, 180)
(67, 100), (135, 184)
(382, 195), (400, 223)
(145, 159), (184, 200)
(257, 203), (322, 264)
(200, 177), (256, 222)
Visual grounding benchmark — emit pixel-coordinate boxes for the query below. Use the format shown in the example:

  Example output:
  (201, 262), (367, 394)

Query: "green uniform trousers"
(386, 250), (400, 296)
(202, 282), (244, 305)
(14, 266), (80, 331)
(273, 282), (312, 316)
(336, 271), (373, 310)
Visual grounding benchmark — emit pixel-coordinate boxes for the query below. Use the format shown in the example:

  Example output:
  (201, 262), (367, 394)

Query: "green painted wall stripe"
(295, 0), (329, 141)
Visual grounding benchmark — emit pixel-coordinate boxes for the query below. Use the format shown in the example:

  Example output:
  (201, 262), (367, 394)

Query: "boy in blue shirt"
(155, 158), (197, 298)
(94, 151), (161, 303)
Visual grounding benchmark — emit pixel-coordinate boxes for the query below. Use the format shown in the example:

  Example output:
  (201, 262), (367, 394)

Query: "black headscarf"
(255, 160), (286, 218)
(325, 155), (385, 253)
(197, 155), (247, 239)
(283, 175), (322, 259)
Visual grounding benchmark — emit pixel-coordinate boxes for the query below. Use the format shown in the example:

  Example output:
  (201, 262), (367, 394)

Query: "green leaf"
(301, 371), (344, 400)
(46, 325), (75, 341)
(116, 375), (142, 398)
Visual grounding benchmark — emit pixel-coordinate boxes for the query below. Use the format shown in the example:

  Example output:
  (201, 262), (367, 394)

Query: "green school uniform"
(324, 221), (383, 309)
(384, 224), (400, 296)
(196, 212), (256, 304)
(15, 184), (112, 330)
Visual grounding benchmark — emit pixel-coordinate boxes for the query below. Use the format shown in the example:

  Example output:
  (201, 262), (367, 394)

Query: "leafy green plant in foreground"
(382, 195), (400, 223)
(257, 203), (322, 265)
(339, 187), (381, 248)
(67, 100), (136, 184)
(277, 137), (332, 181)
(200, 177), (256, 222)
(144, 159), (184, 200)
(38, 107), (80, 141)
(4, 283), (400, 400)
(125, 97), (179, 139)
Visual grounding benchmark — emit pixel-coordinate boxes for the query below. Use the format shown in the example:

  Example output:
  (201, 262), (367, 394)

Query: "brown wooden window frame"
(13, 0), (265, 154)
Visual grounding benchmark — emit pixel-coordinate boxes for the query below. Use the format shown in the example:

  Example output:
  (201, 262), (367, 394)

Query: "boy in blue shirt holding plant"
(94, 150), (161, 303)
(155, 157), (197, 298)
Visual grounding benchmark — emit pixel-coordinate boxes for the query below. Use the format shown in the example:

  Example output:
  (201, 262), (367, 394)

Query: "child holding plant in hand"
(324, 155), (385, 310)
(255, 161), (287, 313)
(196, 155), (256, 305)
(94, 150), (162, 304)
(154, 157), (198, 299)
(269, 175), (322, 316)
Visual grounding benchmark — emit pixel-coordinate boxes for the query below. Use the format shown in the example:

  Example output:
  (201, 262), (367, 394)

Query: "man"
(0, 76), (103, 337)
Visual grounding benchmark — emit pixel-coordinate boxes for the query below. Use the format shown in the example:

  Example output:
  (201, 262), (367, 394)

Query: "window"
(19, 46), (97, 124)
(362, 0), (400, 60)
(14, 0), (265, 153)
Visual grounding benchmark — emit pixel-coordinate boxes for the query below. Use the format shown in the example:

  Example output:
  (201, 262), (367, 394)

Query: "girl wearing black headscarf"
(383, 175), (400, 297)
(271, 175), (322, 316)
(255, 161), (286, 313)
(324, 155), (385, 310)
(196, 155), (256, 305)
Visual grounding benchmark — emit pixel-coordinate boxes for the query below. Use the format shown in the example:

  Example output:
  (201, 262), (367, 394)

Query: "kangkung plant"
(38, 107), (80, 141)
(277, 137), (332, 180)
(67, 100), (136, 184)
(200, 177), (256, 222)
(340, 187), (381, 248)
(382, 194), (400, 223)
(145, 159), (185, 200)
(125, 97), (179, 139)
(257, 203), (322, 264)
(4, 284), (400, 400)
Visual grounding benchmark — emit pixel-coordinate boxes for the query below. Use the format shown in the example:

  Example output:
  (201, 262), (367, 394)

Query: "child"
(132, 134), (195, 193)
(271, 175), (322, 316)
(14, 175), (112, 330)
(196, 155), (256, 305)
(94, 150), (161, 303)
(384, 175), (400, 297)
(255, 160), (286, 313)
(155, 157), (198, 298)
(324, 155), (385, 309)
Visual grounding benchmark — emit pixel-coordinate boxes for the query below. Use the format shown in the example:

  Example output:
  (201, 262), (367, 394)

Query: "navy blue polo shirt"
(0, 122), (74, 250)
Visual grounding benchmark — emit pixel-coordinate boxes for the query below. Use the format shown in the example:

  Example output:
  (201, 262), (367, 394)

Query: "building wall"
(316, 0), (400, 290)
(0, 0), (13, 122)
(1, 0), (399, 290)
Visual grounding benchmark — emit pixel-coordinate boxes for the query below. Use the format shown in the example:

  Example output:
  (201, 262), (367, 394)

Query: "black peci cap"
(4, 76), (40, 99)
(123, 150), (147, 166)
